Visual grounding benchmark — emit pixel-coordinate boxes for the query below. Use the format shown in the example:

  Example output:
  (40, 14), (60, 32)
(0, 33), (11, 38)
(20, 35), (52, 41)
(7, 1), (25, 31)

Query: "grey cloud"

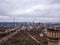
(0, 0), (60, 16)
(52, 0), (60, 4)
(33, 9), (60, 18)
(0, 0), (60, 22)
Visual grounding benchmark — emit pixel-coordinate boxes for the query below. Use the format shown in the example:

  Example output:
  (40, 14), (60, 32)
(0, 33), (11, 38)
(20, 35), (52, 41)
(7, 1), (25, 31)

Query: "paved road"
(0, 27), (20, 44)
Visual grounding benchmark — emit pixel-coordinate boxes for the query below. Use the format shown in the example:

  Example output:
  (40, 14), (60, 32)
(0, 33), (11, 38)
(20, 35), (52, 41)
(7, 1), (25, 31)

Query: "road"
(0, 27), (21, 44)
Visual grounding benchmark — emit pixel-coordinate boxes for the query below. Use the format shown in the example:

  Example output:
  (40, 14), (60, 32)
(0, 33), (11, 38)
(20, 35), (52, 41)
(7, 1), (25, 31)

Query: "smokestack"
(14, 17), (16, 26)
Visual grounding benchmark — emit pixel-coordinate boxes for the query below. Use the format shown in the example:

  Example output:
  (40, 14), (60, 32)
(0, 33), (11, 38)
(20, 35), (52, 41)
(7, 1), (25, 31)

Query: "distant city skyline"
(0, 0), (60, 22)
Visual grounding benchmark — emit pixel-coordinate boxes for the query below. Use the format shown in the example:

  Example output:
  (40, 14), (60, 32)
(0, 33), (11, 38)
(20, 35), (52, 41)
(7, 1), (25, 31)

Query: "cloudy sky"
(0, 0), (60, 22)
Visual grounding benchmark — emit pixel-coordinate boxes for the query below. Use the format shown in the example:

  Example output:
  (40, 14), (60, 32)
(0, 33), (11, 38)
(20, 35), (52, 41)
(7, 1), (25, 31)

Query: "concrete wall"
(58, 39), (60, 45)
(48, 40), (58, 45)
